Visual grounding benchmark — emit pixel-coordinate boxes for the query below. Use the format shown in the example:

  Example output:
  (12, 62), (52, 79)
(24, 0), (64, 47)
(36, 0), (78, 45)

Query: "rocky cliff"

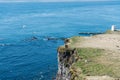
(56, 31), (120, 80)
(56, 47), (79, 80)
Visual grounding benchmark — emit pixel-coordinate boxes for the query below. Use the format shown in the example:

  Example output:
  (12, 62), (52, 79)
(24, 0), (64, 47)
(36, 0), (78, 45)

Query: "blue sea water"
(0, 1), (120, 80)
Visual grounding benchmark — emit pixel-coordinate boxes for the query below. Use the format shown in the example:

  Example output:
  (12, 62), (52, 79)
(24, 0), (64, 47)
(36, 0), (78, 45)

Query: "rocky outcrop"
(56, 47), (79, 80)
(56, 32), (120, 80)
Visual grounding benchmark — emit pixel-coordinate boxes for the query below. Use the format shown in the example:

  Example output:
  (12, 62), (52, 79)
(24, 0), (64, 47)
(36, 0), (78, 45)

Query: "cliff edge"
(56, 31), (120, 80)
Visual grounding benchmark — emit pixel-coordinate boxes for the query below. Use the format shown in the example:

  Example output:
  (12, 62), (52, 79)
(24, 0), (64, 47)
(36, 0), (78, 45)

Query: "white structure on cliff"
(111, 25), (115, 31)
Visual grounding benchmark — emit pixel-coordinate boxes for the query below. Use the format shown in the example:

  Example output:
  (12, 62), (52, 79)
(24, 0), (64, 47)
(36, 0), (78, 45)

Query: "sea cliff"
(56, 31), (120, 80)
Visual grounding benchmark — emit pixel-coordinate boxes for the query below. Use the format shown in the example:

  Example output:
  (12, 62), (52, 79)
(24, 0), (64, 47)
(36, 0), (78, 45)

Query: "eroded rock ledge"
(56, 31), (120, 80)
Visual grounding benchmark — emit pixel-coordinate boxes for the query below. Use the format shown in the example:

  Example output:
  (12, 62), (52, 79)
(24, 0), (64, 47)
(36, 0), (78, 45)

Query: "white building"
(111, 25), (115, 31)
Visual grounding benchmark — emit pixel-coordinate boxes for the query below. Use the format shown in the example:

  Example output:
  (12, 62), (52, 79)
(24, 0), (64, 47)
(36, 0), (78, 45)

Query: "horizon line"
(0, 0), (119, 3)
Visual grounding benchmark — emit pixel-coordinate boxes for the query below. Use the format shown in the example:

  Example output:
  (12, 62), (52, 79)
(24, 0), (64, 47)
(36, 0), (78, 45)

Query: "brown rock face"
(56, 47), (78, 80)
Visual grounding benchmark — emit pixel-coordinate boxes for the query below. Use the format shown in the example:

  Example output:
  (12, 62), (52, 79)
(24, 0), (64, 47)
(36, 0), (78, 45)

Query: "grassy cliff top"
(67, 31), (120, 79)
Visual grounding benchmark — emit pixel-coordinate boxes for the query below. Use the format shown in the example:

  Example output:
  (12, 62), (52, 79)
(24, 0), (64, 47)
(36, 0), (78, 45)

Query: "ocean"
(0, 1), (120, 80)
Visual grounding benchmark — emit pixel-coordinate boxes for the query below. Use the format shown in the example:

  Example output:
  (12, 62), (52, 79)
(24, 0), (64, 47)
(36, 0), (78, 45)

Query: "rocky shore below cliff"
(56, 31), (120, 80)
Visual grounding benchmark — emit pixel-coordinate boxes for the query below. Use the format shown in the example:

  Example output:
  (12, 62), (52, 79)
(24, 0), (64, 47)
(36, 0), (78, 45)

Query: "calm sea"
(0, 1), (120, 80)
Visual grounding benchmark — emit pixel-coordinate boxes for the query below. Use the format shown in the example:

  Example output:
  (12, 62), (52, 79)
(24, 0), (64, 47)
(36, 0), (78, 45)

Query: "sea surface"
(0, 1), (120, 80)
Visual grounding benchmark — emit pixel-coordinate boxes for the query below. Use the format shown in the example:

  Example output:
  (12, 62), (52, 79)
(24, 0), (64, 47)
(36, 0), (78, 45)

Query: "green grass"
(105, 30), (113, 34)
(77, 48), (103, 59)
(70, 36), (84, 45)
(73, 48), (115, 77)
(105, 30), (120, 34)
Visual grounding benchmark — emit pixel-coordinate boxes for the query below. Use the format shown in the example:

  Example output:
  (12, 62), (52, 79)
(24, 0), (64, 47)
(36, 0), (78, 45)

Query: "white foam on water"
(0, 12), (57, 23)
(0, 43), (12, 46)
(22, 25), (26, 28)
(0, 44), (5, 46)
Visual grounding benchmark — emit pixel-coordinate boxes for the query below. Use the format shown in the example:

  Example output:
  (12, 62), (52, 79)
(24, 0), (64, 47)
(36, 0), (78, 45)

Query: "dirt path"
(75, 34), (120, 52)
